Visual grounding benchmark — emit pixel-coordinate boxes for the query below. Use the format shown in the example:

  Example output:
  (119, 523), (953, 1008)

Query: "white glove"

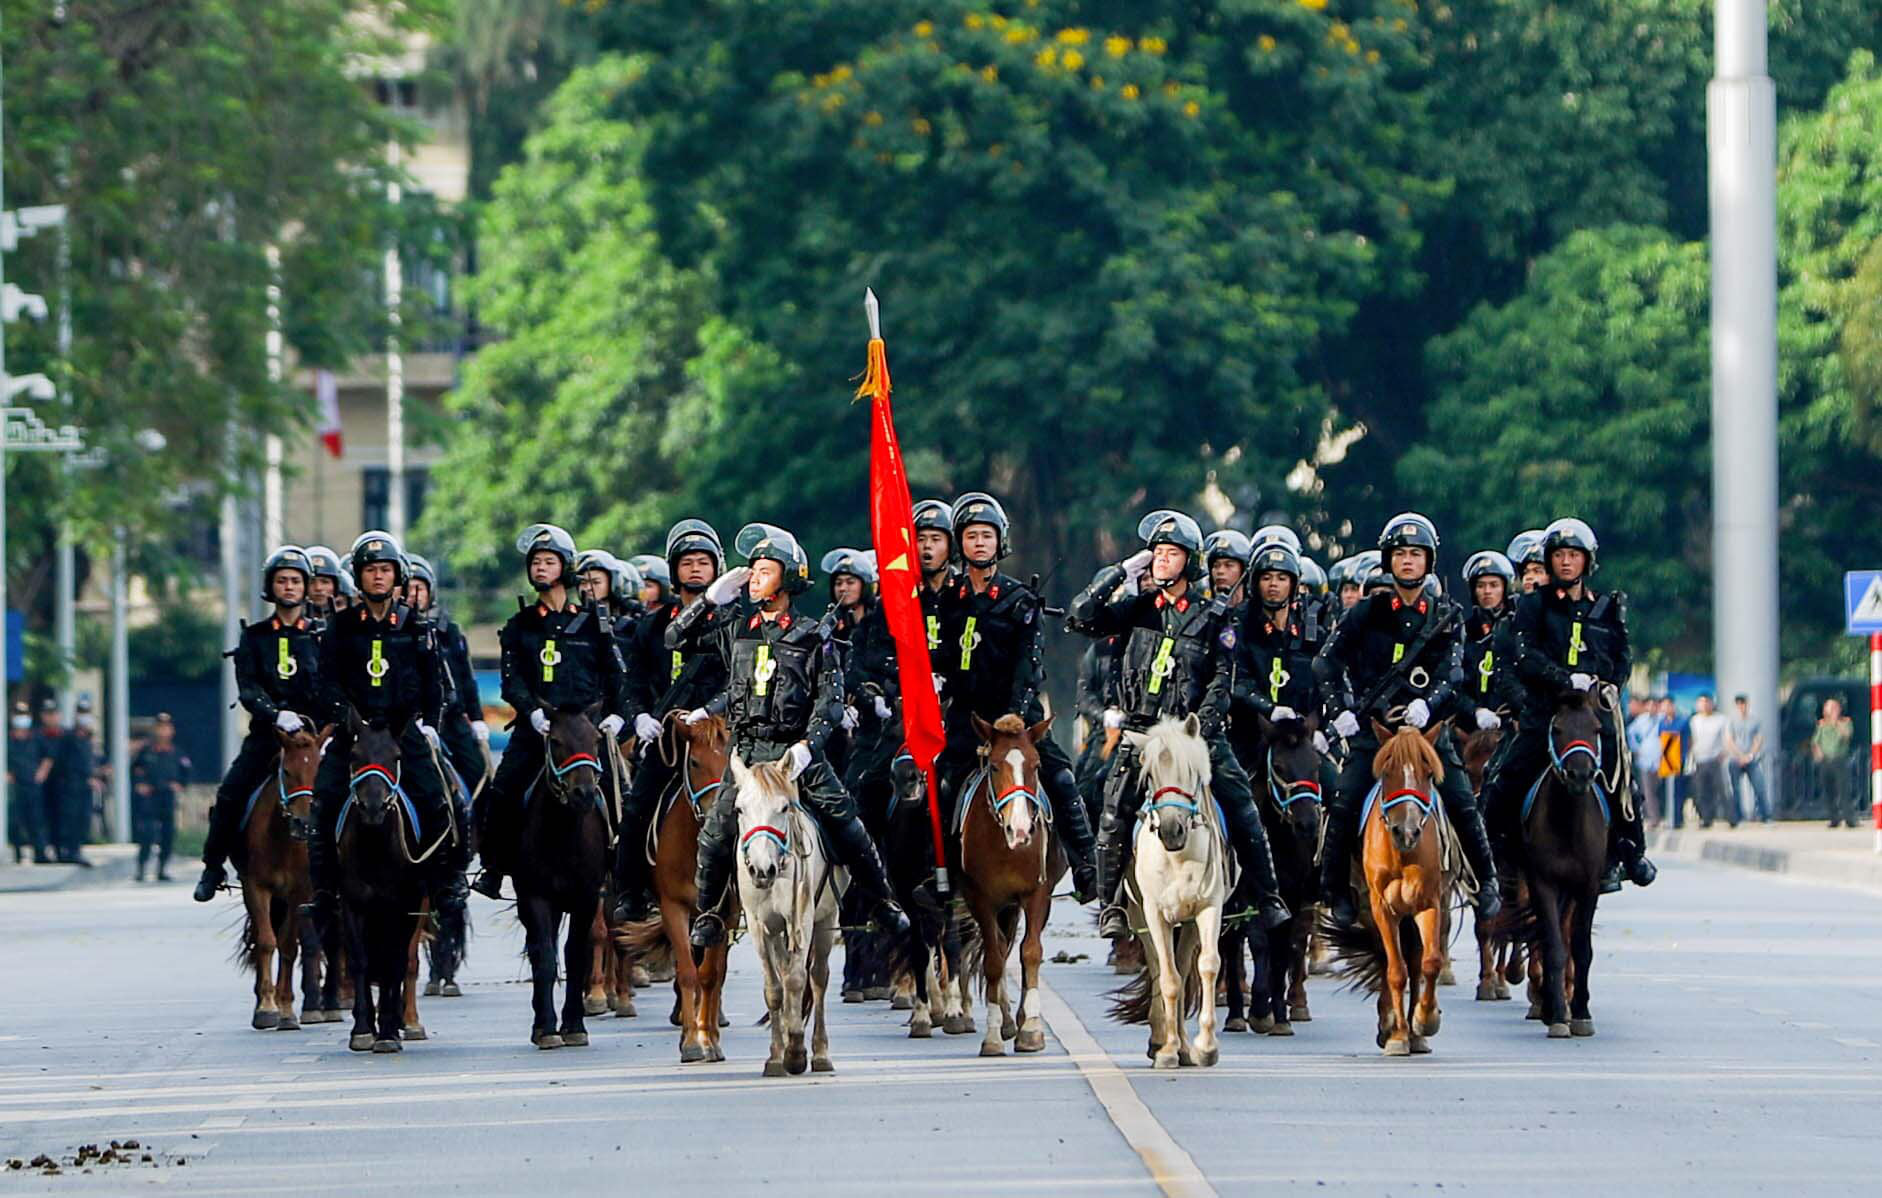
(598, 714), (625, 739)
(529, 708), (551, 735)
(872, 695), (892, 721)
(634, 713), (662, 743)
(471, 720), (489, 743)
(1332, 710), (1360, 739)
(1569, 672), (1594, 692)
(1313, 730), (1331, 755)
(785, 742), (812, 781)
(275, 710), (304, 733)
(682, 707), (710, 725)
(417, 721), (441, 748)
(1120, 549), (1153, 595)
(1475, 708), (1503, 731)
(1102, 708), (1125, 731)
(705, 566), (750, 606)
(931, 673), (946, 696)
(1404, 699), (1431, 730)
(1270, 705), (1298, 723)
(840, 705), (859, 732)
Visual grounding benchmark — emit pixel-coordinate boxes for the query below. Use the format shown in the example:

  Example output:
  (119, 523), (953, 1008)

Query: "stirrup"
(192, 865), (226, 903)
(1256, 898), (1292, 930)
(611, 889), (654, 923)
(690, 910), (727, 948)
(1326, 892), (1358, 929)
(1098, 904), (1131, 939)
(470, 870), (504, 900)
(1627, 856), (1657, 888)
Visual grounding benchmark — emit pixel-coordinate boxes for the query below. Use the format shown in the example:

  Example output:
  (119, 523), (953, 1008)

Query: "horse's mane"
(1140, 716), (1212, 788)
(747, 757), (794, 794)
(1372, 727), (1443, 783)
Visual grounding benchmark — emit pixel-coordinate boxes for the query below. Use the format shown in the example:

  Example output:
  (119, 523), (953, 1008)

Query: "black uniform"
(840, 600), (902, 833)
(1072, 636), (1125, 820)
(479, 598), (629, 880)
(8, 729), (47, 861)
(132, 742), (191, 877)
(202, 614), (326, 874)
(1067, 567), (1286, 928)
(1312, 587), (1499, 917)
(672, 594), (902, 931)
(1224, 600), (1326, 770)
(308, 602), (462, 898)
(47, 729), (98, 861)
(1455, 602), (1522, 722)
(431, 609), (487, 797)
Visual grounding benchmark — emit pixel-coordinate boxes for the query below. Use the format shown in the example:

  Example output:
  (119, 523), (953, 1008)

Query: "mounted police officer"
(471, 525), (629, 900)
(194, 546), (326, 902)
(827, 548), (900, 814)
(933, 493), (1099, 901)
(1454, 550), (1521, 729)
(911, 498), (959, 656)
(303, 531), (468, 920)
(1481, 518), (1657, 890)
(1313, 514), (1502, 928)
(304, 546), (345, 623)
(1226, 541), (1329, 760)
(406, 553), (489, 803)
(627, 554), (672, 608)
(609, 519), (732, 922)
(579, 549), (646, 626)
(1203, 530), (1253, 607)
(1506, 530), (1549, 595)
(1070, 509), (1290, 939)
(673, 523), (911, 948)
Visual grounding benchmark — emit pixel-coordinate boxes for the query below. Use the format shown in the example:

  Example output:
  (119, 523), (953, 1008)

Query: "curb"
(1649, 827), (1882, 893)
(0, 847), (143, 895)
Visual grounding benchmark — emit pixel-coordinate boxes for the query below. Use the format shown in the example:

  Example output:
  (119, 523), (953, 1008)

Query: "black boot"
(1454, 806), (1502, 919)
(298, 798), (338, 920)
(1229, 819), (1292, 931)
(609, 793), (658, 923)
(1043, 763), (1099, 902)
(689, 806), (738, 950)
(1318, 804), (1358, 928)
(1094, 820), (1132, 940)
(193, 862), (227, 903)
(823, 809), (911, 939)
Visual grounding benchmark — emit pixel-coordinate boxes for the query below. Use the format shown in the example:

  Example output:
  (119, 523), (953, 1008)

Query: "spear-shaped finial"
(864, 287), (881, 341)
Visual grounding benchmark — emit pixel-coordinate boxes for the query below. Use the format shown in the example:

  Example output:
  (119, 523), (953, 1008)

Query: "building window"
(362, 466), (429, 533)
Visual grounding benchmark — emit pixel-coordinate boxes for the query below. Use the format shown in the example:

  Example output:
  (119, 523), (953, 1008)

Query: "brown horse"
(1324, 722), (1449, 1056)
(623, 712), (736, 1063)
(1461, 722), (1523, 1002)
(237, 725), (332, 1031)
(957, 713), (1065, 1057)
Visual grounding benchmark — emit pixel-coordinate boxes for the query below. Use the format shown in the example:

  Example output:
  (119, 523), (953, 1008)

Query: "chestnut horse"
(956, 713), (1065, 1058)
(1461, 722), (1522, 1002)
(236, 725), (332, 1031)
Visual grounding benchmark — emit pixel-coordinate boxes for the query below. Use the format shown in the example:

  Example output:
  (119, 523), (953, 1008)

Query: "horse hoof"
(719, 1014), (729, 1028)
(441, 981), (462, 998)
(707, 1044), (725, 1063)
(534, 1033), (564, 1050)
(1410, 1035), (1432, 1055)
(1382, 1039), (1411, 1057)
(349, 1033), (375, 1052)
(864, 986), (891, 1001)
(631, 965), (652, 987)
(562, 1031), (590, 1047)
(909, 1022), (933, 1040)
(613, 1000), (637, 1019)
(890, 993), (913, 1011)
(276, 1014), (301, 1032)
(1196, 1046), (1219, 1067)
(251, 1010), (280, 1031)
(1224, 1017), (1248, 1033)
(1001, 1018), (1018, 1041)
(1015, 1028), (1045, 1053)
(841, 989), (865, 1004)
(372, 1039), (402, 1054)
(1414, 1011), (1441, 1037)
(1570, 1018), (1596, 1037)
(1152, 1054), (1179, 1070)
(1288, 1005), (1312, 1023)
(1268, 1022), (1294, 1038)
(943, 1015), (976, 1036)
(1251, 1015), (1275, 1035)
(402, 1024), (427, 1041)
(1438, 965), (1457, 987)
(812, 1057), (834, 1074)
(763, 1060), (787, 1077)
(1526, 1003), (1543, 1021)
(1476, 982), (1500, 1001)
(1547, 1022), (1571, 1039)
(1494, 979), (1512, 1000)
(680, 1044), (706, 1064)
(423, 981), (441, 997)
(321, 1010), (344, 1024)
(979, 1041), (1005, 1057)
(785, 1050), (808, 1075)
(583, 997), (608, 1017)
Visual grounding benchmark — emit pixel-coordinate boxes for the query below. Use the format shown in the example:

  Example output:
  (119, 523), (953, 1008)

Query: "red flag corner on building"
(315, 369), (343, 458)
(855, 289), (950, 892)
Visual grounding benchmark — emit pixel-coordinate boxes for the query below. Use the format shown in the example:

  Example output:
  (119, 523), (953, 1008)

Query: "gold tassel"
(852, 338), (891, 403)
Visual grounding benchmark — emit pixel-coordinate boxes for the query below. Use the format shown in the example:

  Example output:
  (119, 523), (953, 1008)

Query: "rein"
(1264, 745), (1323, 812)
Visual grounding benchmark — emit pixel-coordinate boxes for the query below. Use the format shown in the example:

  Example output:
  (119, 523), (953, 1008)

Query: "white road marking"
(1832, 1037), (1878, 1049)
(197, 1115), (246, 1129)
(1038, 981), (1216, 1198)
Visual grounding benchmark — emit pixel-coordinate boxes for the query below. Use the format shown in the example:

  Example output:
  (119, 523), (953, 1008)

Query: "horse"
(730, 753), (840, 1076)
(876, 747), (969, 1039)
(1322, 721), (1450, 1056)
(1461, 720), (1521, 1002)
(334, 717), (439, 1053)
(621, 711), (736, 1063)
(513, 706), (613, 1049)
(233, 724), (332, 1032)
(955, 713), (1065, 1057)
(1510, 691), (1611, 1039)
(1226, 712), (1322, 1037)
(1106, 715), (1230, 1069)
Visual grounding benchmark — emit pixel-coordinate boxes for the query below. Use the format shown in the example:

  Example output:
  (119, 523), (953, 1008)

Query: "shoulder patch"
(1218, 627), (1237, 651)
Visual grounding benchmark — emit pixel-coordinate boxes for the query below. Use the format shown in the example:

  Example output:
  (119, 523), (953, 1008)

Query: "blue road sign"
(5, 610), (19, 683)
(1844, 571), (1882, 635)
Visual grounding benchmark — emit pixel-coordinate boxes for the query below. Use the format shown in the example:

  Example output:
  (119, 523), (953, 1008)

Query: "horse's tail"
(230, 909), (258, 971)
(1317, 912), (1399, 996)
(1491, 893), (1542, 951)
(953, 910), (986, 999)
(1107, 965), (1153, 1025)
(616, 916), (675, 976)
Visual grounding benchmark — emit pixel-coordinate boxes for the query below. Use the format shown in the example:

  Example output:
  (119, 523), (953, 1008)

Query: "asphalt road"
(2, 860), (1878, 1196)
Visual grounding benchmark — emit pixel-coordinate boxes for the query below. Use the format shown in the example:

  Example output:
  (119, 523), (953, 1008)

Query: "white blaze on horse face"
(1003, 748), (1034, 845)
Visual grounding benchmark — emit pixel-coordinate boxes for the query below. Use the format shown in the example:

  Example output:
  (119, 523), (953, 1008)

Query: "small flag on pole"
(315, 369), (343, 458)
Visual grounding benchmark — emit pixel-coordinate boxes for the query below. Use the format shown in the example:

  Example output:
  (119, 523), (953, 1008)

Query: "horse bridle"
(739, 801), (800, 865)
(1264, 745), (1323, 814)
(1379, 783), (1436, 828)
(1548, 724), (1603, 786)
(543, 743), (603, 804)
(277, 757), (316, 841)
(1141, 784), (1203, 824)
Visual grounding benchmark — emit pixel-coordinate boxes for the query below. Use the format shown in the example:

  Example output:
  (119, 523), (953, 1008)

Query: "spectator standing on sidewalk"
(7, 701), (49, 864)
(131, 714), (191, 882)
(1628, 696), (1666, 825)
(1658, 697), (1686, 829)
(1687, 693), (1735, 828)
(1813, 697), (1856, 827)
(1726, 693), (1772, 824)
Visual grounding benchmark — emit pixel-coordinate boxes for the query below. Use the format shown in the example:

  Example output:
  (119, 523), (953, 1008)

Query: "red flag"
(856, 325), (950, 892)
(315, 369), (343, 458)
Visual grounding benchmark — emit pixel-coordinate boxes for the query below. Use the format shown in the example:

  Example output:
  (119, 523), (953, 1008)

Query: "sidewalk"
(0, 844), (144, 895)
(1649, 819), (1882, 893)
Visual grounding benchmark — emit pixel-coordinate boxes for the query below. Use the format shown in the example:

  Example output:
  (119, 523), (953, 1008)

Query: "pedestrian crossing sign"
(1844, 571), (1882, 634)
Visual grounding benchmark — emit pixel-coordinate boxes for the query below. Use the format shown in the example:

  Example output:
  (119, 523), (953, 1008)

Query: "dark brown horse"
(1226, 712), (1324, 1036)
(236, 725), (332, 1031)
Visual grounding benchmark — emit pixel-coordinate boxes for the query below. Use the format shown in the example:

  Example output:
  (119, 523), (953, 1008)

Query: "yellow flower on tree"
(1061, 48), (1085, 70)
(1140, 36), (1167, 55)
(1257, 34), (1277, 52)
(1056, 28), (1090, 45)
(1298, 0), (1328, 10)
(1005, 26), (1034, 44)
(913, 20), (934, 38)
(1035, 46), (1058, 68)
(913, 116), (933, 135)
(865, 110), (884, 126)
(981, 64), (999, 82)
(1105, 35), (1132, 58)
(1183, 99), (1200, 117)
(965, 12), (984, 29)
(1121, 83), (1140, 99)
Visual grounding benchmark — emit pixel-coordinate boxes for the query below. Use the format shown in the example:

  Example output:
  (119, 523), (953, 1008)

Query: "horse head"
(972, 712), (1051, 851)
(1258, 709), (1324, 847)
(1548, 692), (1604, 796)
(1370, 719), (1443, 856)
(542, 705), (604, 809)
(346, 715), (404, 830)
(730, 752), (796, 890)
(275, 721), (334, 834)
(1129, 713), (1213, 855)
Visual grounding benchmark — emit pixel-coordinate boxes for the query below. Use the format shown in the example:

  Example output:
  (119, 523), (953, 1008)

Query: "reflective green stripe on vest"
(1268, 655), (1286, 702)
(1148, 636), (1177, 696)
(670, 650), (683, 683)
(959, 616), (979, 672)
(1391, 642), (1405, 665)
(926, 615), (940, 653)
(1478, 649), (1494, 694)
(277, 637), (296, 680)
(367, 639), (387, 687)
(540, 638), (559, 683)
(1567, 621), (1585, 666)
(753, 643), (776, 697)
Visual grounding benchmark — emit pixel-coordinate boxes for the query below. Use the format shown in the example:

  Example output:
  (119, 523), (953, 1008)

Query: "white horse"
(1125, 714), (1232, 1069)
(731, 753), (841, 1077)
